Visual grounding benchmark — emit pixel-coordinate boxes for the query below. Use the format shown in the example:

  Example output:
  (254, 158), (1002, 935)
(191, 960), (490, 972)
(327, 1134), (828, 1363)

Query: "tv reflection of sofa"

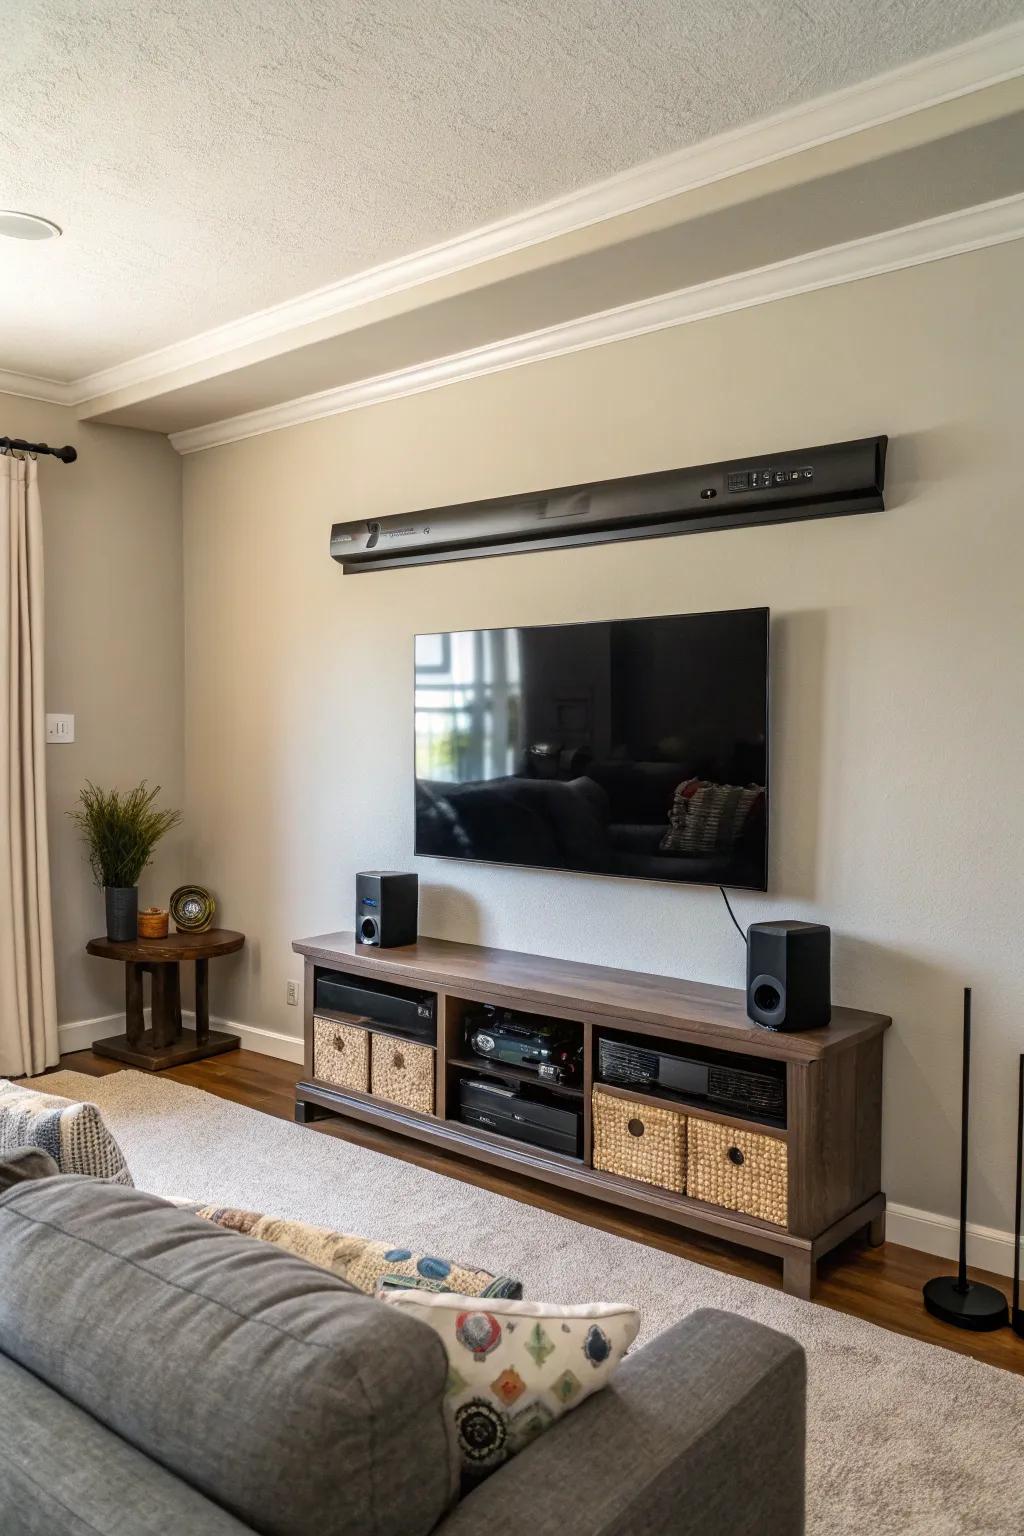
(416, 760), (765, 886)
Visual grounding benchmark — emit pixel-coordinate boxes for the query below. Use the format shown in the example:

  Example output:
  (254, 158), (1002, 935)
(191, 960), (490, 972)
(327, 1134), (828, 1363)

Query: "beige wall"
(1, 397), (184, 1028)
(182, 240), (1023, 1236)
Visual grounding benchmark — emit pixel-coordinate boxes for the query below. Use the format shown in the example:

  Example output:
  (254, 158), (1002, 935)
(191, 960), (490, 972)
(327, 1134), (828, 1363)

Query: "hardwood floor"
(59, 1046), (1024, 1376)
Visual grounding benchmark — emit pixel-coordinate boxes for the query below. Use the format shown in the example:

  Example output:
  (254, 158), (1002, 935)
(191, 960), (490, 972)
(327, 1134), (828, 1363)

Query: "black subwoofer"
(355, 871), (418, 948)
(746, 920), (831, 1032)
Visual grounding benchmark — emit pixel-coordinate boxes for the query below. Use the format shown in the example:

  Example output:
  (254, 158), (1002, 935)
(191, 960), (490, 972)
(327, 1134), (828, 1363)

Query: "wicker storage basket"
(371, 1033), (435, 1115)
(313, 1017), (369, 1092)
(591, 1089), (686, 1193)
(686, 1117), (788, 1226)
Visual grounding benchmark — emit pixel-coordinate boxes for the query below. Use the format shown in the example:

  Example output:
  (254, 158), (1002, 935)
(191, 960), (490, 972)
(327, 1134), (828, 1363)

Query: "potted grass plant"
(70, 781), (182, 942)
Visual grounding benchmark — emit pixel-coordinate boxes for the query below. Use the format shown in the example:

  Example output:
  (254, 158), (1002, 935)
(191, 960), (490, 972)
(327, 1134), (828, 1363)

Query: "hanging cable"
(719, 885), (746, 947)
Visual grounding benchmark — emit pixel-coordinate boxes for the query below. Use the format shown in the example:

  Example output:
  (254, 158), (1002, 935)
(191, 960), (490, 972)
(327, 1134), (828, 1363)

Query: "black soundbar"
(314, 971), (435, 1045)
(330, 436), (887, 572)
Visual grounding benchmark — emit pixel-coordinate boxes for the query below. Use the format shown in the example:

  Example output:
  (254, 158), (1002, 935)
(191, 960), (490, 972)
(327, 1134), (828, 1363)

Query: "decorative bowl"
(169, 885), (216, 933)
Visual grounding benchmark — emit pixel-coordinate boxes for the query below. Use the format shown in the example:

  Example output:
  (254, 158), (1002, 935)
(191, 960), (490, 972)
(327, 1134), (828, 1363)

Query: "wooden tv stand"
(292, 932), (890, 1299)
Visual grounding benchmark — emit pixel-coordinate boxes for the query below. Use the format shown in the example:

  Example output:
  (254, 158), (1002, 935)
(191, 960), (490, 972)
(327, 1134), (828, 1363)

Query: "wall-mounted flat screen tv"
(415, 608), (769, 890)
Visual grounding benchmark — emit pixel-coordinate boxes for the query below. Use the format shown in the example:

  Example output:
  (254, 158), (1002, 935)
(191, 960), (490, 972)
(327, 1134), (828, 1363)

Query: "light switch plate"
(45, 713), (75, 743)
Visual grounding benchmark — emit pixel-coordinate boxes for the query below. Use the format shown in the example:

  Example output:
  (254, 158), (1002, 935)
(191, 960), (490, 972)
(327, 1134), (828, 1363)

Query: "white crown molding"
(171, 192), (1024, 455)
(0, 368), (76, 407)
(73, 19), (1024, 408)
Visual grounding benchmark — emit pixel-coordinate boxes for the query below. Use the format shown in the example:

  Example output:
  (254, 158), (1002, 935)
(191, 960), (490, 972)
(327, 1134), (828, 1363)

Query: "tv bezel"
(413, 605), (771, 892)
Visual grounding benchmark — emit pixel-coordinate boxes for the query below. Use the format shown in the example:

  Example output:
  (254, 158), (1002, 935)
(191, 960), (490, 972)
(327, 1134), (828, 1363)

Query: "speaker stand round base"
(922, 1275), (1009, 1332)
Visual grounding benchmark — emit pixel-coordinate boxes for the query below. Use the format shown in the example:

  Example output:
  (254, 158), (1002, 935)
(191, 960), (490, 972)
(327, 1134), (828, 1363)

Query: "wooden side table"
(86, 929), (245, 1071)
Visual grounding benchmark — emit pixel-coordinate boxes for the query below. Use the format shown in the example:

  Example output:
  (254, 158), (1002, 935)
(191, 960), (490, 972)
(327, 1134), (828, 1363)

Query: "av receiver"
(465, 1004), (582, 1086)
(457, 1078), (582, 1159)
(598, 1038), (786, 1123)
(314, 971), (435, 1046)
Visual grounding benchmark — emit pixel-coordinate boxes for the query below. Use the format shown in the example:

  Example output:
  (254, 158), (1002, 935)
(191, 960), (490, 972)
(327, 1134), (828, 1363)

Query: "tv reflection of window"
(415, 630), (521, 783)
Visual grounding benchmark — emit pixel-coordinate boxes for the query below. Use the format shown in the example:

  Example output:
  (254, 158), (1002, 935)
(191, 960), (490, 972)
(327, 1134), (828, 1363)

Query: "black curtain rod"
(0, 436), (77, 463)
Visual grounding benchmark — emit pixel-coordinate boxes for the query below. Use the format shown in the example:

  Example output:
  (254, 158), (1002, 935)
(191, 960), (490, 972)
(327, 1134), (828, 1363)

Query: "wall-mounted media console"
(293, 931), (891, 1298)
(331, 435), (887, 572)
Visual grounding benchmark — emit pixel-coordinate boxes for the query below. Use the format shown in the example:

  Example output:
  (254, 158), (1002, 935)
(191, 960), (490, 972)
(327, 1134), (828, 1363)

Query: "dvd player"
(314, 970), (435, 1045)
(457, 1078), (581, 1158)
(598, 1038), (785, 1122)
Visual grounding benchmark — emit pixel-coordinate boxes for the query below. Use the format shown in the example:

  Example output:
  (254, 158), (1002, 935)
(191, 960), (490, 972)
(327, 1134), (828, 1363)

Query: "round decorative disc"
(169, 884), (216, 933)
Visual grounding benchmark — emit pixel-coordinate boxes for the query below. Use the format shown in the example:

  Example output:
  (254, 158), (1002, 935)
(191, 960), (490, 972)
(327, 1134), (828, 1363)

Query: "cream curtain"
(0, 453), (57, 1077)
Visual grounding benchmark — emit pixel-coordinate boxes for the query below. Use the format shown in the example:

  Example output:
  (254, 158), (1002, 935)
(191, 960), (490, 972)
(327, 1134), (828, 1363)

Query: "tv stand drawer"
(591, 1089), (686, 1194)
(313, 1017), (369, 1093)
(687, 1118), (788, 1227)
(371, 1033), (435, 1115)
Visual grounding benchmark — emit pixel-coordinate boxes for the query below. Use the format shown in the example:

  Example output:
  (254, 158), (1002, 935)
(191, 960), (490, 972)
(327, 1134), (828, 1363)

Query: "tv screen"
(415, 608), (769, 890)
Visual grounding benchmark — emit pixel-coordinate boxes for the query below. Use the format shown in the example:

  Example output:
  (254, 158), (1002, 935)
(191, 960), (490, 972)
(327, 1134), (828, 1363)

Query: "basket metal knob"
(627, 1118), (645, 1138)
(393, 1050), (405, 1071)
(728, 1145), (745, 1166)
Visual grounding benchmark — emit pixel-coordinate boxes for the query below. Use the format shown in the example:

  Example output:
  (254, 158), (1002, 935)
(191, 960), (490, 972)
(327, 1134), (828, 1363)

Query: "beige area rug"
(37, 1069), (1024, 1535)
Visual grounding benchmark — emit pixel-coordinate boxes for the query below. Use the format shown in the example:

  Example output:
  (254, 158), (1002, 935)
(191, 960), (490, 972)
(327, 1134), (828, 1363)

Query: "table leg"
(125, 963), (145, 1048)
(195, 958), (209, 1045)
(783, 1250), (815, 1301)
(151, 965), (181, 1050)
(171, 965), (182, 1032)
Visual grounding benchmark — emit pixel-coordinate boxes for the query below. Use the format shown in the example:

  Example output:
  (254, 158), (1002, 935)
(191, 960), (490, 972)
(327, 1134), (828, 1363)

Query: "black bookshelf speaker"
(355, 871), (418, 948)
(746, 921), (831, 1032)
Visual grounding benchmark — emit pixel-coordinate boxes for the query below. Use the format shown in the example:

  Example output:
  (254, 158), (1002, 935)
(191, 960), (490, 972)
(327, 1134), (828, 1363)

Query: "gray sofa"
(0, 1174), (806, 1536)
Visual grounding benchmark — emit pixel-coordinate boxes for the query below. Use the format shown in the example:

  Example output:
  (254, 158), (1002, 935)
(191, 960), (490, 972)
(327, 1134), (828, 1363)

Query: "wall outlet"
(45, 713), (75, 743)
(286, 980), (300, 1006)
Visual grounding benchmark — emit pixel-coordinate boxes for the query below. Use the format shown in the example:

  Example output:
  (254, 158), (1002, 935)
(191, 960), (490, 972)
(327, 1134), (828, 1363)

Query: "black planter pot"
(105, 886), (138, 943)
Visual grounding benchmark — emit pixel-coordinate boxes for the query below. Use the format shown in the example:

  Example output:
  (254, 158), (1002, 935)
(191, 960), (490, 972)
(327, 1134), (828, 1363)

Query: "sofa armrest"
(434, 1308), (805, 1536)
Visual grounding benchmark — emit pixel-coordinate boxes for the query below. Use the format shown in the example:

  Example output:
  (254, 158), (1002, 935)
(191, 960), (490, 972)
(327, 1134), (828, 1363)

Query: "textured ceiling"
(3, 0), (1023, 380)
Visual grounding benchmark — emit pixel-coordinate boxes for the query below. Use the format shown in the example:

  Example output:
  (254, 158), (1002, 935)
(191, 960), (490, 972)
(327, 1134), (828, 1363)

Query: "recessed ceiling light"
(0, 211), (62, 241)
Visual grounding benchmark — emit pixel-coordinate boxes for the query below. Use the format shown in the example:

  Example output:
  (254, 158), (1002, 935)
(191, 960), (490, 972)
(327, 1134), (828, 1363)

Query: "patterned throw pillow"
(0, 1080), (133, 1185)
(190, 1205), (522, 1299)
(379, 1291), (639, 1483)
(660, 778), (764, 855)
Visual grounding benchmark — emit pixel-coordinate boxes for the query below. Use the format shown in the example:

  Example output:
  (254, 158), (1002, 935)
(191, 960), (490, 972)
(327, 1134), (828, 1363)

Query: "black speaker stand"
(922, 988), (1008, 1332)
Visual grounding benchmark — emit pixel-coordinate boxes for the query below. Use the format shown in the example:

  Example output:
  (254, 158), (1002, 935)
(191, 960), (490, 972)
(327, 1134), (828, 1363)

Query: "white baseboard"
(195, 1014), (304, 1065)
(886, 1202), (1016, 1278)
(57, 1010), (304, 1065)
(56, 1013), (1017, 1273)
(57, 1014), (123, 1053)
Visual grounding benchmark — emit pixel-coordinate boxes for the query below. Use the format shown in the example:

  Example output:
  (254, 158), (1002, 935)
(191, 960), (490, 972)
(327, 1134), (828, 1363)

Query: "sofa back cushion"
(0, 1177), (456, 1536)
